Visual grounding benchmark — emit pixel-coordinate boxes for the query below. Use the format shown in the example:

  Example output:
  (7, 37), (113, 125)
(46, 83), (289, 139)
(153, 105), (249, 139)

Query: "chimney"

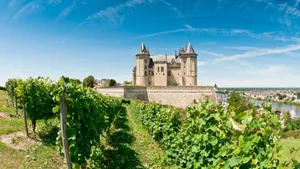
(165, 54), (167, 62)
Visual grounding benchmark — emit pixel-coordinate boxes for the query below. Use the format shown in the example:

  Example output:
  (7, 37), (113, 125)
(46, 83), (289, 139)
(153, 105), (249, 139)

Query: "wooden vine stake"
(23, 106), (29, 137)
(60, 96), (72, 169)
(14, 82), (18, 115)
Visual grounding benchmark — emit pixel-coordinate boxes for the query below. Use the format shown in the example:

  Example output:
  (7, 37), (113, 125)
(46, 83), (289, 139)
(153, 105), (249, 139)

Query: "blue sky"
(1, 0), (300, 87)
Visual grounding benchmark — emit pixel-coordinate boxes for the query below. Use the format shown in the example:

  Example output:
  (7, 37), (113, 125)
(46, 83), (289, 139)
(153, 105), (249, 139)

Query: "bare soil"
(0, 112), (10, 119)
(0, 131), (40, 150)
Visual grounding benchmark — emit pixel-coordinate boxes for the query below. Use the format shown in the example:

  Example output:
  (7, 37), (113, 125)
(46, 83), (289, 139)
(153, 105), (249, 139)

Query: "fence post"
(60, 96), (72, 169)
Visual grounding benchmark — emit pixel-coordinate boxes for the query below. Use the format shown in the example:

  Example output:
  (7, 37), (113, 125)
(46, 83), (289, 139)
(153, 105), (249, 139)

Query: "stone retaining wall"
(96, 86), (216, 108)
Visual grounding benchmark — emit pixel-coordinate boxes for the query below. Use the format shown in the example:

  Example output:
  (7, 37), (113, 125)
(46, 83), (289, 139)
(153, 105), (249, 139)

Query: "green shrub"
(285, 118), (300, 131)
(282, 130), (300, 139)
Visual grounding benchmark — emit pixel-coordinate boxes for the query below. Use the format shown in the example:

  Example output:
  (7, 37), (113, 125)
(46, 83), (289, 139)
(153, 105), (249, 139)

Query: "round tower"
(179, 42), (197, 86)
(136, 42), (150, 86)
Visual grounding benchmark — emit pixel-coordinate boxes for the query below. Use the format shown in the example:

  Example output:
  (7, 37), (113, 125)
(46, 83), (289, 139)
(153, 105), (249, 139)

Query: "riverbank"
(252, 98), (300, 107)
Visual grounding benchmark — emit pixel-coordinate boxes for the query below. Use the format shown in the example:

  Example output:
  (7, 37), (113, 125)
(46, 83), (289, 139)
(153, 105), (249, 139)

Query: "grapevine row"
(128, 99), (286, 168)
(6, 77), (124, 168)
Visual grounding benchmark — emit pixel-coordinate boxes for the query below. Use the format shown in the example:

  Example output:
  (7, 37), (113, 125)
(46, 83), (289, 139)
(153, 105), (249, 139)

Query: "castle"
(132, 42), (197, 86)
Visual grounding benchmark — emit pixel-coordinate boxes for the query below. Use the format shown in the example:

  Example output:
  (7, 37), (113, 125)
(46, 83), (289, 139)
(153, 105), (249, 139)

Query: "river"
(251, 100), (300, 118)
(216, 94), (300, 118)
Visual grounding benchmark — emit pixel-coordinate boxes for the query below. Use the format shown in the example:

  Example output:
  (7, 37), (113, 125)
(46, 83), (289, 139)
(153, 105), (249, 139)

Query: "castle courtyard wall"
(96, 86), (216, 108)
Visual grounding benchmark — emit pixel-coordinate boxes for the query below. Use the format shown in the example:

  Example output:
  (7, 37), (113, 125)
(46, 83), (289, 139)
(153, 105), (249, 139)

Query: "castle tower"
(135, 42), (150, 86)
(179, 42), (197, 86)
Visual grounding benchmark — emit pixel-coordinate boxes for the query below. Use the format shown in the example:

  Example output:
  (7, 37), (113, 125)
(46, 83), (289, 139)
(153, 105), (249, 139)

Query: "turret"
(136, 42), (150, 86)
(179, 42), (197, 86)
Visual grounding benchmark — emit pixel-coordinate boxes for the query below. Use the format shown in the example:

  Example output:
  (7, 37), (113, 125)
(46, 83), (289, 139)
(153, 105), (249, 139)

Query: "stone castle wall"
(97, 86), (216, 108)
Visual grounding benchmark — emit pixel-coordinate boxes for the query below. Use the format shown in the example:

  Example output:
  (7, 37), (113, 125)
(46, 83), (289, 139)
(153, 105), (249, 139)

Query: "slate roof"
(138, 42), (149, 55)
(151, 55), (180, 63)
(186, 42), (195, 54)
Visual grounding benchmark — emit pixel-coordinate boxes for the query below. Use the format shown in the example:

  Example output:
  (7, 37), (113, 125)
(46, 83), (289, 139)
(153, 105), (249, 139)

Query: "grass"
(281, 139), (300, 164)
(0, 90), (22, 117)
(0, 106), (63, 169)
(0, 142), (63, 169)
(0, 117), (63, 169)
(0, 117), (24, 135)
(127, 107), (165, 168)
(98, 107), (144, 169)
(0, 90), (8, 106)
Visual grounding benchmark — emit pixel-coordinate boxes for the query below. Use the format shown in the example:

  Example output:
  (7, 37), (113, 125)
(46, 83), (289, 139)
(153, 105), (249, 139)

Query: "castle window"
(145, 60), (147, 63)
(152, 71), (154, 76)
(184, 66), (185, 68)
(161, 67), (164, 72)
(168, 71), (171, 76)
(157, 67), (160, 72)
(145, 71), (147, 76)
(144, 65), (147, 69)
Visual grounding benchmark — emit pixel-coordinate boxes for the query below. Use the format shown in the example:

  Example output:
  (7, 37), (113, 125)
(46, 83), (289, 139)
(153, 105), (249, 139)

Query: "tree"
(276, 93), (287, 100)
(83, 75), (95, 88)
(227, 92), (252, 122)
(123, 81), (132, 85)
(109, 79), (117, 86)
(5, 78), (17, 108)
(297, 92), (300, 99)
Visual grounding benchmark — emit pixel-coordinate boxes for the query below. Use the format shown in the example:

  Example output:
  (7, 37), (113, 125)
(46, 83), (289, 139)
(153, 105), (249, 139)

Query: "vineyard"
(0, 77), (300, 168)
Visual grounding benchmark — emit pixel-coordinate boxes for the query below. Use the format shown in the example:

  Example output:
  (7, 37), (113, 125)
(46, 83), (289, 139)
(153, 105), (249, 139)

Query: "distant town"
(217, 87), (300, 103)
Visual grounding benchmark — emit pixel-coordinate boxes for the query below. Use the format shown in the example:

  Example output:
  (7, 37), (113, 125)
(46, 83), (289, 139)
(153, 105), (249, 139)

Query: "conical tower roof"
(138, 42), (149, 55)
(179, 47), (186, 54)
(186, 42), (195, 54)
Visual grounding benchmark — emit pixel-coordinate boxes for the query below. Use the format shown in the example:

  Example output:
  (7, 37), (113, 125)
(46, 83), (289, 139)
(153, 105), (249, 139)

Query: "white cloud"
(258, 1), (300, 27)
(223, 46), (263, 51)
(215, 44), (300, 62)
(85, 0), (154, 25)
(48, 0), (61, 5)
(159, 0), (184, 17)
(9, 0), (26, 8)
(13, 0), (62, 20)
(137, 24), (252, 38)
(197, 61), (208, 66)
(137, 24), (294, 41)
(13, 1), (43, 20)
(136, 28), (186, 38)
(57, 0), (76, 20)
(248, 65), (289, 75)
(196, 50), (224, 57)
